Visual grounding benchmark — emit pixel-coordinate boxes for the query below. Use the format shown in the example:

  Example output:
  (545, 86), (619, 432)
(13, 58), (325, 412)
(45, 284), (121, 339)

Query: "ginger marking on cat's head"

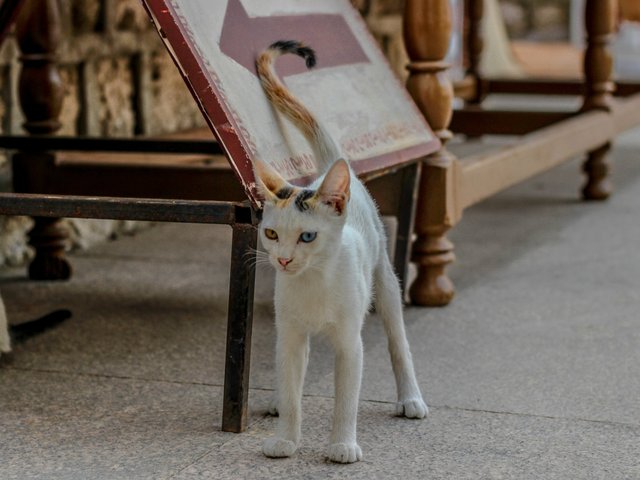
(253, 158), (294, 206)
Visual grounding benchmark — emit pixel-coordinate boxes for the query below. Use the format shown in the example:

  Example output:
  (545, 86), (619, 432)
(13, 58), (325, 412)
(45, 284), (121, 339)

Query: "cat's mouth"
(274, 262), (301, 275)
(278, 265), (298, 275)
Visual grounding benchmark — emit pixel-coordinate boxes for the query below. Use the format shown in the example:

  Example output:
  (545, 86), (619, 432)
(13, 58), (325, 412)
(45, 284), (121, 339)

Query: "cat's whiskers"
(243, 248), (273, 270)
(243, 246), (266, 258)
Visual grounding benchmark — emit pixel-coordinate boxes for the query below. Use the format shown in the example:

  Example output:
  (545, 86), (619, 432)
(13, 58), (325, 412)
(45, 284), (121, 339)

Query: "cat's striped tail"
(256, 40), (342, 172)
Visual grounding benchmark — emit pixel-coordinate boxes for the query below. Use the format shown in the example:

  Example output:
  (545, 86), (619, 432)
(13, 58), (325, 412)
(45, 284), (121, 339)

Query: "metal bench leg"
(222, 220), (257, 433)
(392, 163), (420, 300)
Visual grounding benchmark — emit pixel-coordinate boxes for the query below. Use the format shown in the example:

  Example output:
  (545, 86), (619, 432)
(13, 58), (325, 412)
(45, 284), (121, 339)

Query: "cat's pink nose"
(277, 257), (293, 267)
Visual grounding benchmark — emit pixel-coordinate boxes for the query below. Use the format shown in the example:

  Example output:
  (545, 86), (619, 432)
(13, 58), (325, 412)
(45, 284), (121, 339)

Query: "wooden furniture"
(0, 0), (432, 433)
(405, 0), (640, 306)
(621, 0), (640, 22)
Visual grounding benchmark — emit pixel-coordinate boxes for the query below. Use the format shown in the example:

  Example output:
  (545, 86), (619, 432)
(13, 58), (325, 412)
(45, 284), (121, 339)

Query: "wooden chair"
(0, 0), (433, 433)
(405, 0), (640, 306)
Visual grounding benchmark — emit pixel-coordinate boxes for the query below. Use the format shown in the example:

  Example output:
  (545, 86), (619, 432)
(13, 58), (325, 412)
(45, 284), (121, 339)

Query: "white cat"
(255, 41), (428, 464)
(0, 293), (10, 357)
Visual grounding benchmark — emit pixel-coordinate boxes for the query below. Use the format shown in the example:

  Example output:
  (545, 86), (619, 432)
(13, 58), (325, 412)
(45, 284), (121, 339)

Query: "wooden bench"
(404, 0), (640, 306)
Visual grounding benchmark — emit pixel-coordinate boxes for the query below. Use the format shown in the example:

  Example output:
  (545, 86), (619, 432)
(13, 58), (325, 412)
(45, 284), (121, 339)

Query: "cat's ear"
(317, 159), (350, 215)
(254, 158), (292, 203)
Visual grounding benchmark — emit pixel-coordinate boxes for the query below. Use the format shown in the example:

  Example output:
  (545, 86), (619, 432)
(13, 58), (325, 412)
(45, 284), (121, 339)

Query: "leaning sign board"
(142, 0), (440, 206)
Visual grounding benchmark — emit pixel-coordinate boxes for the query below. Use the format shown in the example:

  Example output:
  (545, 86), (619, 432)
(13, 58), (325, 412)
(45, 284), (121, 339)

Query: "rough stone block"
(59, 67), (80, 136)
(147, 52), (206, 136)
(72, 0), (102, 34)
(94, 57), (135, 136)
(115, 0), (152, 32)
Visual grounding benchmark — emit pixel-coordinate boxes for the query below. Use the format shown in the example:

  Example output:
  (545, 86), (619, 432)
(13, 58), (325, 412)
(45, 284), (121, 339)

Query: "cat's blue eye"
(299, 231), (317, 243)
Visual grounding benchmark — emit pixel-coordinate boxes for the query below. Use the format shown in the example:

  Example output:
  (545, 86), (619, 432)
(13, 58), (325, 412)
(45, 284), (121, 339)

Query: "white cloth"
(0, 293), (10, 356)
(480, 0), (524, 78)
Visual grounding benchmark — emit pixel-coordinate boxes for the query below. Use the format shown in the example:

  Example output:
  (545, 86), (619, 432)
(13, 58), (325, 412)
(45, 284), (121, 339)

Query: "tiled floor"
(1, 130), (639, 479)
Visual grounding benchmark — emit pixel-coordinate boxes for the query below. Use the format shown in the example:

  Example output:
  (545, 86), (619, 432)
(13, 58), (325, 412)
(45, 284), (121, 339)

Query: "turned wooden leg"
(27, 217), (72, 280)
(14, 0), (71, 280)
(465, 0), (485, 105)
(581, 0), (615, 201)
(404, 0), (461, 306)
(582, 143), (612, 201)
(409, 162), (456, 306)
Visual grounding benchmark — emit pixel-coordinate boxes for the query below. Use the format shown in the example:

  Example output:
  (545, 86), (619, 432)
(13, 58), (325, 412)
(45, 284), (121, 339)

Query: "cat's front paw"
(262, 437), (296, 458)
(396, 398), (429, 419)
(326, 442), (362, 464)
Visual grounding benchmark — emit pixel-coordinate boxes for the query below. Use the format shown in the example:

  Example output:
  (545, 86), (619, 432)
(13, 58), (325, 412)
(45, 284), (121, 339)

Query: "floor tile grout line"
(4, 365), (639, 431)
(160, 399), (640, 478)
(180, 422), (276, 479)
(299, 393), (640, 430)
(1, 365), (274, 480)
(163, 415), (274, 479)
(163, 436), (238, 480)
(416, 404), (640, 430)
(1, 365), (222, 388)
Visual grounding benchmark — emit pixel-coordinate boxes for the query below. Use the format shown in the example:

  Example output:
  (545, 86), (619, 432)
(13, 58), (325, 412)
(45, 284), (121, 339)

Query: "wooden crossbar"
(459, 110), (611, 209)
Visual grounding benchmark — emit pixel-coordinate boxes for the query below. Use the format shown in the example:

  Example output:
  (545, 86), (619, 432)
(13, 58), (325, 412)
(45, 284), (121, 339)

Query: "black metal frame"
(0, 185), (259, 433)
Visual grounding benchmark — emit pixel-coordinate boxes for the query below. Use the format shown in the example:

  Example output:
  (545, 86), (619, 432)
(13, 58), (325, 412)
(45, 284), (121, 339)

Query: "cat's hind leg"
(262, 327), (309, 458)
(374, 257), (428, 418)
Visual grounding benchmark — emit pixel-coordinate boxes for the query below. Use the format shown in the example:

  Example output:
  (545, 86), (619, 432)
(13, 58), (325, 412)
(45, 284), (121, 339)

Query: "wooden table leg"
(465, 0), (485, 105)
(405, 0), (461, 307)
(14, 0), (71, 280)
(222, 216), (257, 433)
(581, 0), (616, 201)
(27, 217), (72, 280)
